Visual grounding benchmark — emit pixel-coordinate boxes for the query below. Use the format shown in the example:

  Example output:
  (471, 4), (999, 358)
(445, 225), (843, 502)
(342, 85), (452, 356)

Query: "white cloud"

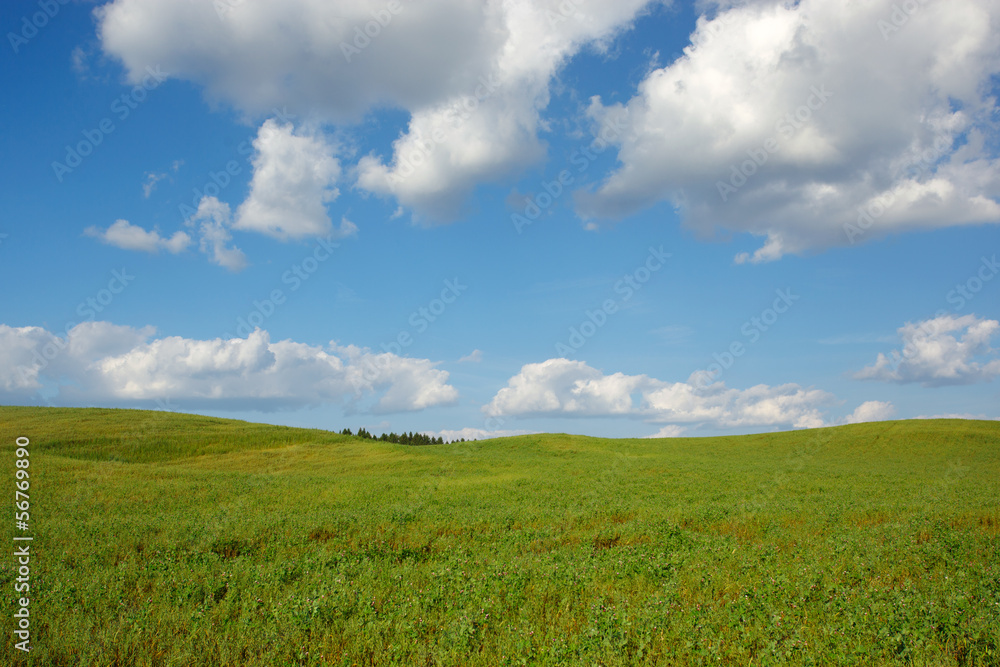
(234, 120), (341, 240)
(0, 322), (457, 413)
(855, 314), (1000, 386)
(483, 358), (833, 430)
(643, 424), (686, 438)
(356, 0), (658, 219)
(0, 322), (155, 393)
(142, 171), (167, 198)
(115, 142), (353, 272)
(423, 427), (535, 442)
(85, 219), (191, 254)
(843, 400), (896, 424)
(190, 197), (248, 272)
(354, 77), (548, 221)
(575, 0), (1000, 261)
(458, 349), (483, 363)
(484, 358), (647, 417)
(335, 345), (459, 413)
(97, 0), (508, 121)
(914, 413), (1000, 421)
(97, 0), (660, 221)
(0, 325), (58, 392)
(334, 216), (359, 239)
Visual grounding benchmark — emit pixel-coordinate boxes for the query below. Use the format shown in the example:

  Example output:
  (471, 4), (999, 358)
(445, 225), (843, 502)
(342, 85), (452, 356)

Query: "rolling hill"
(1, 407), (998, 665)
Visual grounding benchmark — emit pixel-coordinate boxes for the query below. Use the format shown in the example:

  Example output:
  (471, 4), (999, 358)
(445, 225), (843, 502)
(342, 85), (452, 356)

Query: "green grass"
(1, 406), (998, 666)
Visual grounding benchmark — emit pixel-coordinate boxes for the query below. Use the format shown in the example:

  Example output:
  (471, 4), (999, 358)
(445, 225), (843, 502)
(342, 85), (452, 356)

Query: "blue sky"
(2, 0), (998, 439)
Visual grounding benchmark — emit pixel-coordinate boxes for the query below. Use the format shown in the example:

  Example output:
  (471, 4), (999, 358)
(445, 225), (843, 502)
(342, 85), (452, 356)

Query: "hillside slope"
(1, 407), (998, 666)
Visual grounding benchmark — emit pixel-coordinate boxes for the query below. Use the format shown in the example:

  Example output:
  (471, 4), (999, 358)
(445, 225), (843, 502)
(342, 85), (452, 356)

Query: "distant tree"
(349, 426), (453, 446)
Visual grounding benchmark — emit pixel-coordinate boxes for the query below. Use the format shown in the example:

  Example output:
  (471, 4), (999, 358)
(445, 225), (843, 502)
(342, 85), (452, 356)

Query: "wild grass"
(1, 406), (998, 665)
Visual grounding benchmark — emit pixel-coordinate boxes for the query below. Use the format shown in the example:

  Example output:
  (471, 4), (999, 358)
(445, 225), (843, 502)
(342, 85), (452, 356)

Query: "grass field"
(1, 406), (998, 666)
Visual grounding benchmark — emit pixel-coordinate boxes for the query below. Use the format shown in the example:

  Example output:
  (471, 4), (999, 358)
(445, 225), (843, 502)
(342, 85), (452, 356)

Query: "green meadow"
(1, 406), (998, 666)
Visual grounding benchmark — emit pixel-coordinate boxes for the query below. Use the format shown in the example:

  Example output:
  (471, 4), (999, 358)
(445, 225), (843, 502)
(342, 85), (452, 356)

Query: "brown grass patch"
(210, 538), (250, 560)
(528, 537), (559, 553)
(709, 517), (762, 543)
(944, 512), (1000, 534)
(978, 514), (1000, 533)
(592, 534), (621, 550)
(308, 527), (336, 542)
(433, 525), (465, 538)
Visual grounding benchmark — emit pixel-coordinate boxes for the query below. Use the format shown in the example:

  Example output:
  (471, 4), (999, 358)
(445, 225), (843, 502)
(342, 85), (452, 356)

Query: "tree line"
(339, 428), (466, 446)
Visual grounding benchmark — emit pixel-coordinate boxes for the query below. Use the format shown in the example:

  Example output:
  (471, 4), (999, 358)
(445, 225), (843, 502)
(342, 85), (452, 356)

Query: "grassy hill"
(1, 406), (998, 666)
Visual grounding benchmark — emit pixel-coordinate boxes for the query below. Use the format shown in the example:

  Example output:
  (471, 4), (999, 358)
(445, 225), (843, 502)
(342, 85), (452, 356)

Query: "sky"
(1, 0), (998, 440)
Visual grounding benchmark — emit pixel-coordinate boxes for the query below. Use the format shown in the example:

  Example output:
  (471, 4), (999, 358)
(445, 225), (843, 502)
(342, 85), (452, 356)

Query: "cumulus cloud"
(855, 314), (1000, 386)
(0, 325), (61, 392)
(843, 400), (897, 424)
(234, 120), (341, 239)
(483, 358), (833, 430)
(97, 0), (507, 121)
(85, 219), (191, 254)
(643, 424), (687, 438)
(100, 126), (354, 271)
(189, 196), (248, 272)
(356, 0), (658, 219)
(423, 427), (536, 442)
(97, 0), (659, 220)
(0, 322), (457, 413)
(0, 322), (155, 393)
(575, 0), (1000, 261)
